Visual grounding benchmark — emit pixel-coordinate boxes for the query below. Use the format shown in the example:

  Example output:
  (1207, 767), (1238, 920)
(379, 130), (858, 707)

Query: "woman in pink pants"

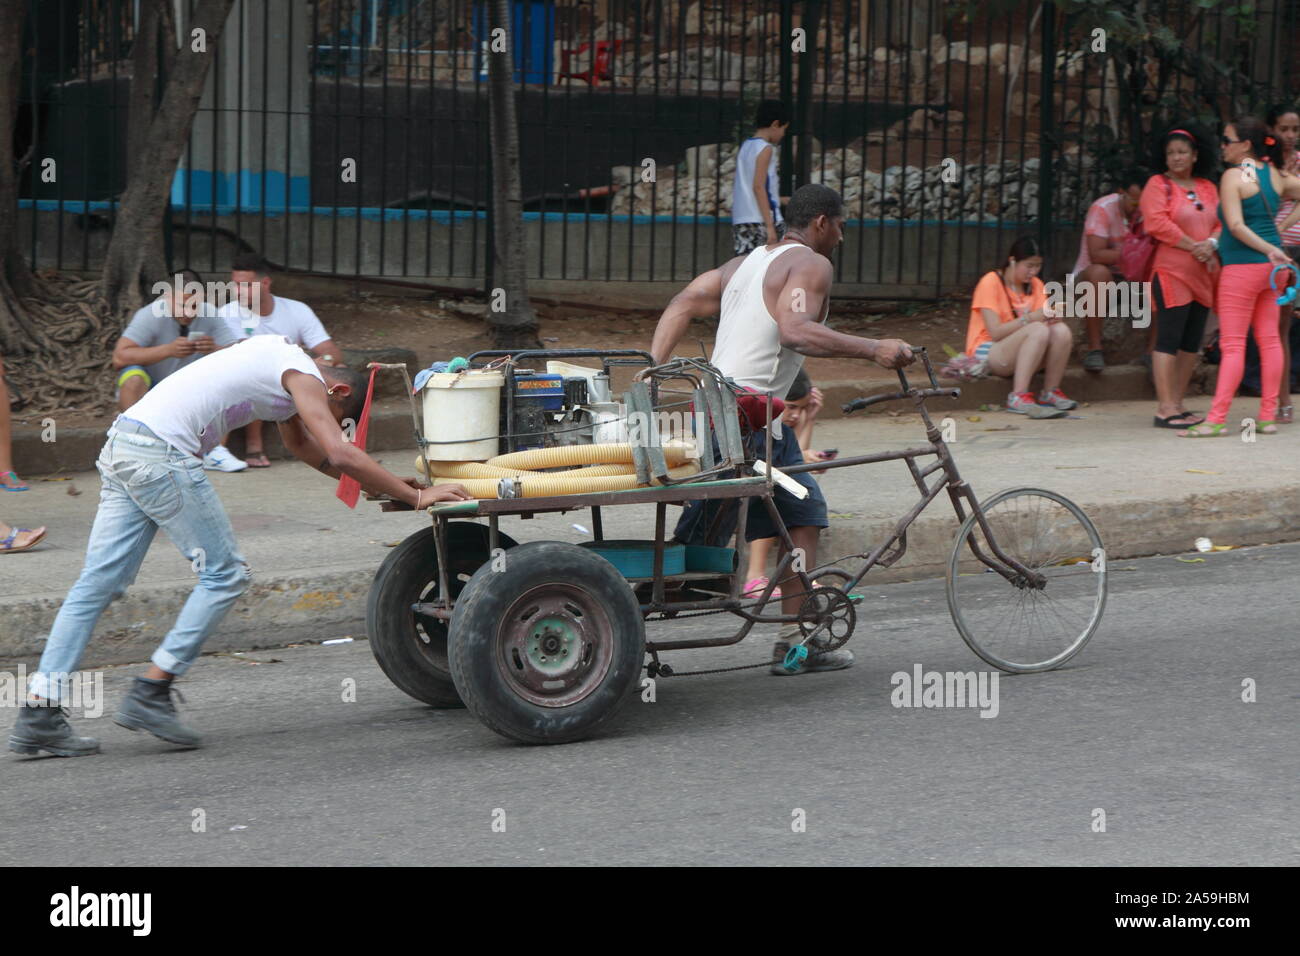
(1184, 118), (1300, 436)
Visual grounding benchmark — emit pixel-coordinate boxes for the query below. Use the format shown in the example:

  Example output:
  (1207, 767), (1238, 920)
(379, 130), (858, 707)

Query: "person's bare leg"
(986, 323), (1045, 394)
(0, 378), (14, 475)
(118, 377), (148, 412)
(1011, 325), (1049, 394)
(240, 421), (270, 467)
(1152, 351), (1182, 418)
(142, 664), (174, 681)
(746, 535), (775, 584)
(1174, 350), (1201, 415)
(1085, 315), (1103, 351)
(1041, 322), (1073, 392)
(1078, 265), (1112, 351)
(777, 525), (820, 618)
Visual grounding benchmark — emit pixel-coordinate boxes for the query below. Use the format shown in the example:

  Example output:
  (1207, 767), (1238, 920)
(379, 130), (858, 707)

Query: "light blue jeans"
(29, 418), (251, 702)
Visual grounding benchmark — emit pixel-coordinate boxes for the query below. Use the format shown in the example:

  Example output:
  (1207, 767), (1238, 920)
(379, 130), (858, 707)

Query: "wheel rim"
(494, 584), (614, 708)
(408, 558), (483, 671)
(948, 488), (1106, 672)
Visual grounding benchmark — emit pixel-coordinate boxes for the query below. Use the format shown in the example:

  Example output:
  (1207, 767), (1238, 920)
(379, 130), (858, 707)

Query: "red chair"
(558, 39), (624, 86)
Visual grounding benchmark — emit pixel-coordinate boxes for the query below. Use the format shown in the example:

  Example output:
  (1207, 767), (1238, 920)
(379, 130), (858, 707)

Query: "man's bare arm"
(282, 371), (469, 505)
(771, 255), (914, 368)
(650, 266), (729, 364)
(277, 414), (342, 479)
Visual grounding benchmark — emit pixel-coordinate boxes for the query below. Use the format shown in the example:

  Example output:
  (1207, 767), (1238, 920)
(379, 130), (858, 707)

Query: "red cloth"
(335, 365), (379, 509)
(734, 388), (785, 431)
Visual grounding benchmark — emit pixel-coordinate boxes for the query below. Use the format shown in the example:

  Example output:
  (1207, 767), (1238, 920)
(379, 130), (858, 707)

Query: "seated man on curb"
(216, 252), (345, 470)
(650, 183), (914, 676)
(9, 334), (470, 759)
(113, 268), (236, 413)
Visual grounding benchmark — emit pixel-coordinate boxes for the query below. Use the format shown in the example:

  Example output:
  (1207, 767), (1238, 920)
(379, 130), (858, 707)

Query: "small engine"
(504, 365), (626, 452)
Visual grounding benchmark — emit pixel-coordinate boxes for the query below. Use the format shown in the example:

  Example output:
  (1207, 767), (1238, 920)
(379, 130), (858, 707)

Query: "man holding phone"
(112, 268), (237, 416)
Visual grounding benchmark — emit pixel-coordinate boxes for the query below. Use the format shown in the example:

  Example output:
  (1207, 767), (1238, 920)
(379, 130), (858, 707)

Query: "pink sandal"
(743, 576), (782, 600)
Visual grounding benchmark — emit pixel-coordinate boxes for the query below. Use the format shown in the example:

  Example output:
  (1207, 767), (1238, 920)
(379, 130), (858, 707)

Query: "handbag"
(1118, 176), (1173, 282)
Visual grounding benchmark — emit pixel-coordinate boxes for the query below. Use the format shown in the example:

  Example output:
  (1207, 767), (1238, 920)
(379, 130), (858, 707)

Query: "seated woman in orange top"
(966, 236), (1076, 416)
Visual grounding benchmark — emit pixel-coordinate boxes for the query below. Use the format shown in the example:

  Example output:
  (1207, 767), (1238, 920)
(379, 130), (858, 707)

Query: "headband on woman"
(1168, 128), (1195, 139)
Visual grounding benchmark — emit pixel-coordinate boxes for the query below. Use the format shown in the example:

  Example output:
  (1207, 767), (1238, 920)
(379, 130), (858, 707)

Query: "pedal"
(782, 645), (808, 673)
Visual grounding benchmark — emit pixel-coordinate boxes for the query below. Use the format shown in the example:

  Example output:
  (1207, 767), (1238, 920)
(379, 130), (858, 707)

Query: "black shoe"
(114, 677), (202, 748)
(9, 701), (100, 757)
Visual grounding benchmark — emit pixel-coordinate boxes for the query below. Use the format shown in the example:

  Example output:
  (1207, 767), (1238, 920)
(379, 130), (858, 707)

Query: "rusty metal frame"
(374, 347), (1046, 651)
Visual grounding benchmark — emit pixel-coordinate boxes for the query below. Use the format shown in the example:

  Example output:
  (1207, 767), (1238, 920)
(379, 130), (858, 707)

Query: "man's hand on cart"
(871, 339), (916, 369)
(404, 478), (474, 508)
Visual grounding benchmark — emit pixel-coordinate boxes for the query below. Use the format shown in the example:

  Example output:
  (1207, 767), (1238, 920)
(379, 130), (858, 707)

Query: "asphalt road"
(2, 542), (1296, 866)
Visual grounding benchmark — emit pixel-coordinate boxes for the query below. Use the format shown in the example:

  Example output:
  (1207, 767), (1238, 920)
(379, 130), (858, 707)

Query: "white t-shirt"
(125, 335), (325, 457)
(731, 137), (783, 226)
(217, 295), (331, 350)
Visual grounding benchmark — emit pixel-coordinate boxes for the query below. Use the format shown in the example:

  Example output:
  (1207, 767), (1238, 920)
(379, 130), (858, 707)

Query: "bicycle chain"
(643, 583), (852, 678)
(646, 644), (841, 678)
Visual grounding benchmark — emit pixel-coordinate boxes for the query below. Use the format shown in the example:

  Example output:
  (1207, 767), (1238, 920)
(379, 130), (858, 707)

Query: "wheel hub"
(496, 585), (614, 708)
(528, 620), (577, 671)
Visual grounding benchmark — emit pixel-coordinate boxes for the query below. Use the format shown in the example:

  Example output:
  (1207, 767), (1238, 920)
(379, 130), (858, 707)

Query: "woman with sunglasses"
(1142, 126), (1221, 429)
(1182, 118), (1300, 436)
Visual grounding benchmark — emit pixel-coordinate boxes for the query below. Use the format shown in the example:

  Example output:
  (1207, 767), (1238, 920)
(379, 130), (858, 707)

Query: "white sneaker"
(202, 445), (248, 472)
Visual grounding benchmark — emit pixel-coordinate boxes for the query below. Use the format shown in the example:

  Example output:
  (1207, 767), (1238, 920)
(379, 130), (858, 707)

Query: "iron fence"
(16, 0), (1300, 297)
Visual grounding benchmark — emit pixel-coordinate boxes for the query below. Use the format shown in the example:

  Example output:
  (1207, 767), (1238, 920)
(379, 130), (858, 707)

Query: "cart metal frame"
(375, 348), (1052, 658)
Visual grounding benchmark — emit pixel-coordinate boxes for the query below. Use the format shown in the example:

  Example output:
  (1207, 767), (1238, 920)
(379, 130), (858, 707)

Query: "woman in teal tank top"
(1182, 117), (1300, 435)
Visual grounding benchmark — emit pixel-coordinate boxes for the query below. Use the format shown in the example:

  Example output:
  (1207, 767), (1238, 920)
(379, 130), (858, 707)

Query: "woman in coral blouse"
(1141, 126), (1221, 428)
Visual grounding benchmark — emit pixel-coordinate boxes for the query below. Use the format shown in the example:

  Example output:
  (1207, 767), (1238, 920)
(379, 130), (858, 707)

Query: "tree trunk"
(485, 0), (540, 350)
(0, 0), (40, 356)
(101, 0), (237, 318)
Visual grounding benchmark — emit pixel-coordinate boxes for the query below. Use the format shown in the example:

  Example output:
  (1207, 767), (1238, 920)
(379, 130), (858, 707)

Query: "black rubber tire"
(366, 522), (517, 707)
(448, 541), (646, 744)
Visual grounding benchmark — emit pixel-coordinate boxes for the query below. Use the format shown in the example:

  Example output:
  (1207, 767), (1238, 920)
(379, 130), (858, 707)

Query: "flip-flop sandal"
(1177, 421), (1227, 437)
(1256, 421), (1278, 434)
(1154, 413), (1203, 429)
(0, 470), (29, 491)
(244, 452), (271, 468)
(1, 526), (46, 553)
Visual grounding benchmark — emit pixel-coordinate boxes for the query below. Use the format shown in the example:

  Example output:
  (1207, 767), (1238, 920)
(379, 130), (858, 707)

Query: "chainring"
(797, 586), (857, 651)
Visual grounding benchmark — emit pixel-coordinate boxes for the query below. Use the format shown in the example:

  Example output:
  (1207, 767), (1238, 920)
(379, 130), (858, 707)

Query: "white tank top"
(731, 138), (783, 225)
(710, 242), (821, 434)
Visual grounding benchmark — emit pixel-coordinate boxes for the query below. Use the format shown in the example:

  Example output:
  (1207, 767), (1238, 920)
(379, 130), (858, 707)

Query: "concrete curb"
(4, 480), (1295, 669)
(1, 566), (374, 669)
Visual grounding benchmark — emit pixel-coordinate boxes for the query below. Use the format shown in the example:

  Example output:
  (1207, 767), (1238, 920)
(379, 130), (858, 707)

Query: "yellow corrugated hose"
(415, 442), (698, 498)
(425, 464), (700, 499)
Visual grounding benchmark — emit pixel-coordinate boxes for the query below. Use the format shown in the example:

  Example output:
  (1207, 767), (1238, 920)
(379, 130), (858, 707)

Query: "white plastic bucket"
(420, 370), (504, 461)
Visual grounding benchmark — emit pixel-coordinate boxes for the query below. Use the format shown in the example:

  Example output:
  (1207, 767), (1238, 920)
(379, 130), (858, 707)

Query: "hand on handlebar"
(873, 339), (916, 370)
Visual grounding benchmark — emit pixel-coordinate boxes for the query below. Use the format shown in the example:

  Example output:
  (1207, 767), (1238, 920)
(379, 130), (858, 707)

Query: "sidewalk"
(3, 397), (1296, 666)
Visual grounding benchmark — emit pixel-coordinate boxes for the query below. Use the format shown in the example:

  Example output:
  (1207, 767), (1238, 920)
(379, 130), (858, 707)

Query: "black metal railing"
(15, 0), (1300, 296)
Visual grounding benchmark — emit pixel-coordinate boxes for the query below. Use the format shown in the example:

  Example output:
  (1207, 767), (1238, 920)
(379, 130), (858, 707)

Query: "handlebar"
(842, 347), (960, 414)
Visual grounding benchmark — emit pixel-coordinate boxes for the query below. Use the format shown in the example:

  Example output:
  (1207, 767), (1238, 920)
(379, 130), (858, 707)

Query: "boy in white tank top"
(731, 99), (790, 255)
(651, 184), (915, 675)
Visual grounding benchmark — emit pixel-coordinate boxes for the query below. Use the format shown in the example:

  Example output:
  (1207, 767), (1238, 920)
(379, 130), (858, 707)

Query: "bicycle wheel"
(946, 487), (1106, 673)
